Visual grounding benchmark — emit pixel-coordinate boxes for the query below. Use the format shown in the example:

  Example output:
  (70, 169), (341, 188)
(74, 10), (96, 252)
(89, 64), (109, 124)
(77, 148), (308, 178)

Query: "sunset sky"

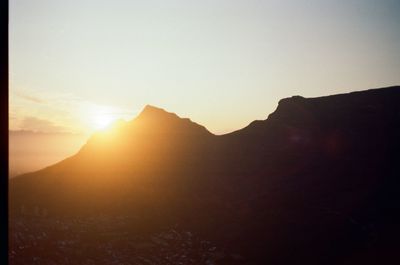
(10, 0), (400, 135)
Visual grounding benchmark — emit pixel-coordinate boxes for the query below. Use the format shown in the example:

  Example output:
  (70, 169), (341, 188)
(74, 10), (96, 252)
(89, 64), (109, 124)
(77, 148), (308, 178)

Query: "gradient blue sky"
(10, 0), (400, 134)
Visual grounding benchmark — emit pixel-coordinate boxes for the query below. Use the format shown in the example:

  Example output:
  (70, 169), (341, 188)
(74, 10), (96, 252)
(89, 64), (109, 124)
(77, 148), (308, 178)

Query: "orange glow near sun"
(80, 103), (134, 133)
(83, 104), (121, 132)
(93, 114), (115, 130)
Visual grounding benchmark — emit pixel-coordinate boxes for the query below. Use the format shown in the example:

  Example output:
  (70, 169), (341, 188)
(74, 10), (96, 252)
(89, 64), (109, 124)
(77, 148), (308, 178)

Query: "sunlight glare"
(93, 114), (114, 130)
(85, 104), (120, 131)
(79, 103), (135, 133)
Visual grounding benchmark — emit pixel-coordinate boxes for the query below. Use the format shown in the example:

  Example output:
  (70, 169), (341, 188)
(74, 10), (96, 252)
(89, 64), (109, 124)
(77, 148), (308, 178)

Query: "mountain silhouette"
(9, 86), (400, 264)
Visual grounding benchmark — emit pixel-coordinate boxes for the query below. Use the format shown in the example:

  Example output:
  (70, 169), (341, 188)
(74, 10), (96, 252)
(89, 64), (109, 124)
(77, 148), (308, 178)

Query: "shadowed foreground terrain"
(9, 86), (400, 264)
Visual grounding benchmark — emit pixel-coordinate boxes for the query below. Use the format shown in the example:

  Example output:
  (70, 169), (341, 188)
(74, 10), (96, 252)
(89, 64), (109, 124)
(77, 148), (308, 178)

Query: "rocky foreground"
(9, 215), (247, 265)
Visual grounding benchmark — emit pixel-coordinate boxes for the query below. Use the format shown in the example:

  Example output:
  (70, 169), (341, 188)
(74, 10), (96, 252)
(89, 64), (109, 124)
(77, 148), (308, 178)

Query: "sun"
(82, 103), (133, 133)
(93, 114), (115, 130)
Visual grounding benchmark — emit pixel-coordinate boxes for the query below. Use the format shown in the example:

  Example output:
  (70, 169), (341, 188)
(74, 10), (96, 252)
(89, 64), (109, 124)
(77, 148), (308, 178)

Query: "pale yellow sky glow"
(9, 87), (138, 134)
(9, 0), (400, 135)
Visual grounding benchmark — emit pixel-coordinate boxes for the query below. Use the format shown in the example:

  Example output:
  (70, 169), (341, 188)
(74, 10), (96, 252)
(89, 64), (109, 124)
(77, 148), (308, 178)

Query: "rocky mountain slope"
(9, 86), (400, 264)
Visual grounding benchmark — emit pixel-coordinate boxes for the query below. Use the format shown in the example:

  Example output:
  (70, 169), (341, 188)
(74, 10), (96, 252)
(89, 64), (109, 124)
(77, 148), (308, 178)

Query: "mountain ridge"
(9, 85), (400, 264)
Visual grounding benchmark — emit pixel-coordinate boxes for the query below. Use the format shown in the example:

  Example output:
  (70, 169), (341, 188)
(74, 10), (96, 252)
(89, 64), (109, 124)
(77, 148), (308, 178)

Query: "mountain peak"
(133, 105), (212, 136)
(143, 104), (166, 113)
(137, 105), (178, 120)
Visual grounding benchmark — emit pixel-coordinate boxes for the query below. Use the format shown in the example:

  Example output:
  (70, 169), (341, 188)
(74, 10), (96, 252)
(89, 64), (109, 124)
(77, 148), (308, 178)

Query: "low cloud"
(20, 116), (69, 133)
(15, 91), (47, 104)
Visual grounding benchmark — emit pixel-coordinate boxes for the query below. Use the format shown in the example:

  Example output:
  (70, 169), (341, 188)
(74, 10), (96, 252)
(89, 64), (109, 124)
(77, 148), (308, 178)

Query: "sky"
(9, 131), (86, 177)
(10, 0), (400, 135)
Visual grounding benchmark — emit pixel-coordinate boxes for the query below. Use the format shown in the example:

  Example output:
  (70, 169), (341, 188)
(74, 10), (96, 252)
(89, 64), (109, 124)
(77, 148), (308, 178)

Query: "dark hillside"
(9, 86), (400, 264)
